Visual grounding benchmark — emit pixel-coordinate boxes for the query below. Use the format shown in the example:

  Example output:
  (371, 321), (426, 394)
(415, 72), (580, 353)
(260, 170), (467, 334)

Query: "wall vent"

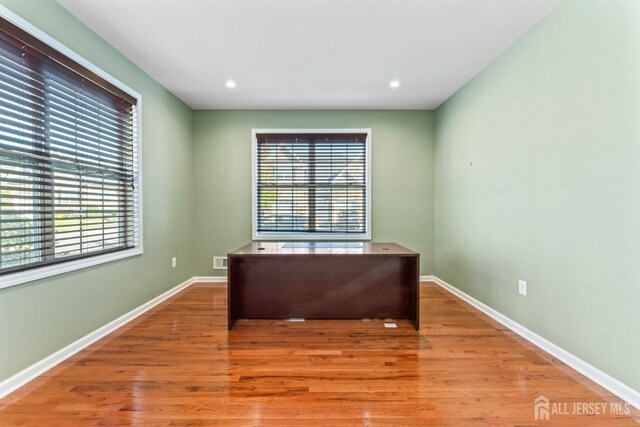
(213, 256), (228, 270)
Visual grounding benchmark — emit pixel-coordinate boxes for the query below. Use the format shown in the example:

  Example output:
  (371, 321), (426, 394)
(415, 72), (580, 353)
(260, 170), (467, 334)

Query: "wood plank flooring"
(0, 282), (638, 426)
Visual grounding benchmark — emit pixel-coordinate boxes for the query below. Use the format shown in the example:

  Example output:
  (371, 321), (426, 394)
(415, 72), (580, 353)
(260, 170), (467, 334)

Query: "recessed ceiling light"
(389, 80), (401, 89)
(225, 80), (236, 89)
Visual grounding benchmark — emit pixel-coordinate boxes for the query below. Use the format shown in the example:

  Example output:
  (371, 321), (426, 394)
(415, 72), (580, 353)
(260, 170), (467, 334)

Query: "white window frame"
(252, 128), (372, 241)
(0, 5), (143, 290)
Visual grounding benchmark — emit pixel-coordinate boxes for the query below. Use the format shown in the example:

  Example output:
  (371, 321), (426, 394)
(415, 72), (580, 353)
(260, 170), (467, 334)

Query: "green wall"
(434, 0), (640, 391)
(193, 110), (435, 276)
(0, 0), (196, 381)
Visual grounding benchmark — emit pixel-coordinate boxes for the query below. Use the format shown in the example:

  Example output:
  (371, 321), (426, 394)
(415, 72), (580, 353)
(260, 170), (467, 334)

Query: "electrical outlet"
(518, 280), (527, 296)
(172, 257), (177, 268)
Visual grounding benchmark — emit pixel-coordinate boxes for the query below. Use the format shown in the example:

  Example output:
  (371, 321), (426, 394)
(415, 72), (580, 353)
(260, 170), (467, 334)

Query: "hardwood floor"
(0, 282), (638, 426)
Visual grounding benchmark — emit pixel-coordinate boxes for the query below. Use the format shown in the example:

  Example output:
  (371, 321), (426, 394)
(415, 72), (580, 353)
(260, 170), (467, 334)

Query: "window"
(0, 11), (141, 288)
(253, 129), (371, 240)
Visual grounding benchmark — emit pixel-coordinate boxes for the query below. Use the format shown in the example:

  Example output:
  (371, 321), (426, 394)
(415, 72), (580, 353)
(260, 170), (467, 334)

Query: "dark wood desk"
(227, 242), (419, 330)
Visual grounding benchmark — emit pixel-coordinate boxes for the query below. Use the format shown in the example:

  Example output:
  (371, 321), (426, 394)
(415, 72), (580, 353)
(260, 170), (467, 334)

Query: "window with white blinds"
(0, 15), (140, 281)
(253, 130), (370, 240)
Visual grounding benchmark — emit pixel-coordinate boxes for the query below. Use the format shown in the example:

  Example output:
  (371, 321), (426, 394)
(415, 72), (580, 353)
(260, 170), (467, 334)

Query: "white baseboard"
(191, 276), (227, 284)
(428, 275), (640, 410)
(0, 276), (197, 400)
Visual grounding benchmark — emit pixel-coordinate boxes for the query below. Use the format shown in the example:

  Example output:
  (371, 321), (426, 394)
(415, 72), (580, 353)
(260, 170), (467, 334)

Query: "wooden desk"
(227, 242), (419, 330)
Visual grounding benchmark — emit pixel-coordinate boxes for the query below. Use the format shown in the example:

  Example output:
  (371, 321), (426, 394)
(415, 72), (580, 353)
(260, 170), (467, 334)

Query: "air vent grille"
(213, 257), (228, 270)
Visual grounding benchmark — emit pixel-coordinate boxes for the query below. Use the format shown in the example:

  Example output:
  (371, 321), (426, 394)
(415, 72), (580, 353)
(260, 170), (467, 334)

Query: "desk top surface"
(229, 242), (418, 256)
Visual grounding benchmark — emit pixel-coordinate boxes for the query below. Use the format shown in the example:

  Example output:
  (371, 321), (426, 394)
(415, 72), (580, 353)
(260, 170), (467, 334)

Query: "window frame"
(252, 128), (372, 241)
(0, 6), (143, 290)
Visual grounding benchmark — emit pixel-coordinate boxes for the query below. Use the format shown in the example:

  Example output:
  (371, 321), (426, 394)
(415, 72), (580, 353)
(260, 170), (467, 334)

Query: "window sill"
(253, 233), (371, 241)
(0, 247), (143, 291)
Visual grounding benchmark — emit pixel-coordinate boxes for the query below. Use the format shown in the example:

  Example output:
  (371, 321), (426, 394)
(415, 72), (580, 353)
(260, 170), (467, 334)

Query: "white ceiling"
(55, 0), (562, 110)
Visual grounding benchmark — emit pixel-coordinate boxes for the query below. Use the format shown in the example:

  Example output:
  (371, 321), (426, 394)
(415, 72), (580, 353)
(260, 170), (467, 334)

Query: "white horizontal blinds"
(0, 19), (138, 275)
(257, 133), (367, 234)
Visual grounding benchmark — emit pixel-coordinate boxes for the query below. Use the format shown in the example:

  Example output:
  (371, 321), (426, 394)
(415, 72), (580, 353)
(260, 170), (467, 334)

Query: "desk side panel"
(227, 255), (240, 330)
(405, 255), (420, 330)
